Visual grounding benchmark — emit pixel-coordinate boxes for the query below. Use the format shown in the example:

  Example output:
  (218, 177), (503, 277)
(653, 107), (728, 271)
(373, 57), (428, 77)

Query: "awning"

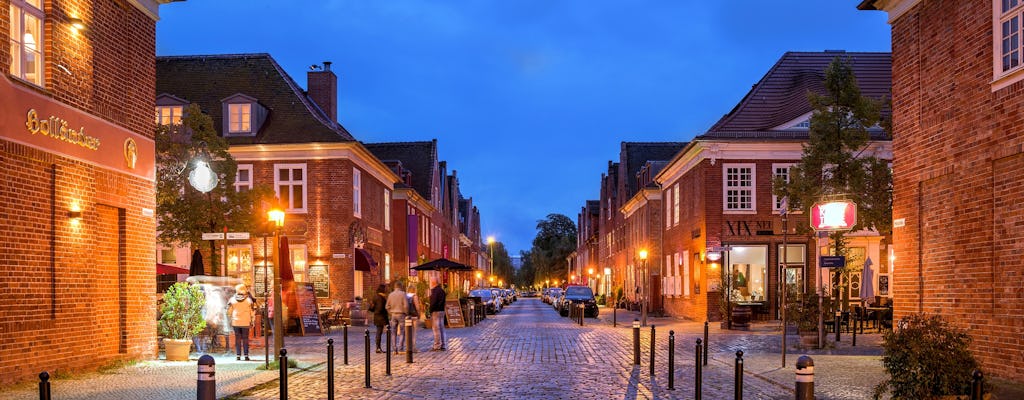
(157, 263), (189, 275)
(354, 248), (378, 272)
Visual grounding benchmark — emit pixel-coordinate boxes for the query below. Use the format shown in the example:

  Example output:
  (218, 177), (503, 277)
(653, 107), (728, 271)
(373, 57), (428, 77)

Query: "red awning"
(354, 248), (378, 272)
(157, 263), (189, 275)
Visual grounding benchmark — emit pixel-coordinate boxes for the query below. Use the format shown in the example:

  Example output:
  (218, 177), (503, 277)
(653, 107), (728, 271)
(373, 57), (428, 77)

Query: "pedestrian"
(385, 281), (408, 353)
(370, 283), (389, 353)
(428, 277), (447, 351)
(226, 284), (255, 361)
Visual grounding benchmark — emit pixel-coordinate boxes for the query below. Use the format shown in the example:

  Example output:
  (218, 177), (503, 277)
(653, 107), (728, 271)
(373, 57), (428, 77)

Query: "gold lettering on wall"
(25, 109), (101, 150)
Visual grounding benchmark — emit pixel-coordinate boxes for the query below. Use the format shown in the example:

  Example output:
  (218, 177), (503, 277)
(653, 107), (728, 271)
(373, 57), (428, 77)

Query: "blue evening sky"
(156, 1), (891, 254)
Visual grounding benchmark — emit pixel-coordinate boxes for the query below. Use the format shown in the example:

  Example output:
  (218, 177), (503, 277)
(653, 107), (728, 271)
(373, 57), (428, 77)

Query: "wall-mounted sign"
(226, 232), (250, 240)
(810, 200), (857, 231)
(893, 218), (906, 228)
(724, 220), (773, 236)
(308, 265), (330, 298)
(820, 256), (846, 268)
(201, 232), (225, 240)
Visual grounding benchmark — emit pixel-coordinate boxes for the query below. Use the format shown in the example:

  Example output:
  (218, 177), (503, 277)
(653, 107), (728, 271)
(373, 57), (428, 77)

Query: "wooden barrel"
(731, 305), (752, 330)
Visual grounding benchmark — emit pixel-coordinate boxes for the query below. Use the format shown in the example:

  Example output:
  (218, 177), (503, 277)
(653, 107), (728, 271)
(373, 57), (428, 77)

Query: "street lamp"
(587, 267), (594, 291)
(476, 271), (483, 289)
(267, 208), (285, 361)
(639, 249), (648, 327)
(486, 236), (495, 277)
(489, 275), (496, 287)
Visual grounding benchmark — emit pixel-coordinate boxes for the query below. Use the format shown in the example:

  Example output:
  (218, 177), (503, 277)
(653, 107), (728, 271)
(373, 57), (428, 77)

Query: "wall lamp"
(69, 18), (86, 31)
(68, 210), (82, 219)
(705, 251), (722, 262)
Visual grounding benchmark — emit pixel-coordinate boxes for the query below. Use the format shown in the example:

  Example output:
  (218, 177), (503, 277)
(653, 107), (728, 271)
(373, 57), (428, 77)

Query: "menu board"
(308, 265), (330, 298)
(253, 267), (274, 299)
(445, 300), (465, 328)
(297, 283), (323, 336)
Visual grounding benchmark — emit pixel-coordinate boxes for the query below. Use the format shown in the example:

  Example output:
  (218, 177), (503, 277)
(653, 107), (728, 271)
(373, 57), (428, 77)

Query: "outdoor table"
(865, 306), (889, 332)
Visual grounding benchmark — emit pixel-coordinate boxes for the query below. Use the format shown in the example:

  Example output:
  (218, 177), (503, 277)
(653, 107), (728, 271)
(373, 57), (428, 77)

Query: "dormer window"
(221, 93), (267, 137)
(155, 94), (188, 126)
(228, 103), (251, 133)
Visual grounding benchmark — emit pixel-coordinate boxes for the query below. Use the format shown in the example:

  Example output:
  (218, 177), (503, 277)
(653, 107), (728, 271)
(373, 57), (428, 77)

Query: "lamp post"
(476, 271), (483, 289)
(486, 236), (495, 277)
(639, 249), (648, 327)
(268, 208), (285, 361)
(588, 268), (595, 292)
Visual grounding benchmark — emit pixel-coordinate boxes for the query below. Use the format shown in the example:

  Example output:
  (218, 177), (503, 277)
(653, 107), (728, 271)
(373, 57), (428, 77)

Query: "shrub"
(873, 314), (983, 399)
(158, 282), (206, 340)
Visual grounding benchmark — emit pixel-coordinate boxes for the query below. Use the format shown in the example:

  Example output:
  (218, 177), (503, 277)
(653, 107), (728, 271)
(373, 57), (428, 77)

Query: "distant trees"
(520, 214), (577, 287)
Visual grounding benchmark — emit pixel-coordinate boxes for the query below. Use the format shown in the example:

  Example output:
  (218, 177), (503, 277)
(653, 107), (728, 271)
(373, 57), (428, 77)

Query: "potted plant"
(785, 292), (822, 348)
(873, 314), (989, 399)
(158, 282), (206, 361)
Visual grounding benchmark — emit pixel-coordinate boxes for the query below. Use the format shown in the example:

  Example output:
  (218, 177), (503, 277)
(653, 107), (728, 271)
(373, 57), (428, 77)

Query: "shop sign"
(25, 109), (101, 150)
(810, 200), (857, 231)
(820, 256), (846, 268)
(725, 220), (773, 236)
(226, 232), (250, 240)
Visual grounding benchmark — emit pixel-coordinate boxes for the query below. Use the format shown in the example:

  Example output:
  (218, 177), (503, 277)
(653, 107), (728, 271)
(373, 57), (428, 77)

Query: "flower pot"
(164, 338), (192, 361)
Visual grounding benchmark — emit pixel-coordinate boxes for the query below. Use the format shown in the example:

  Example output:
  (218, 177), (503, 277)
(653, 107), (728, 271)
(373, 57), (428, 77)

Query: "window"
(227, 245), (254, 287)
(228, 103), (252, 133)
(385, 253), (391, 281)
(290, 244), (308, 282)
(664, 187), (672, 230)
(235, 164), (253, 192)
(155, 106), (184, 125)
(682, 250), (690, 297)
(772, 163), (796, 213)
(384, 188), (391, 231)
(673, 184), (680, 225)
(9, 0), (43, 86)
(996, 1), (1024, 88)
(724, 245), (768, 301)
(353, 168), (362, 218)
(723, 164), (756, 212)
(274, 164), (307, 213)
(160, 248), (177, 264)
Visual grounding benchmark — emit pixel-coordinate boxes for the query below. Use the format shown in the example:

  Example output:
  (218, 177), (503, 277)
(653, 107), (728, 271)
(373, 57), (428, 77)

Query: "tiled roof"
(622, 142), (686, 196)
(363, 140), (437, 201)
(703, 51), (891, 140)
(156, 53), (355, 144)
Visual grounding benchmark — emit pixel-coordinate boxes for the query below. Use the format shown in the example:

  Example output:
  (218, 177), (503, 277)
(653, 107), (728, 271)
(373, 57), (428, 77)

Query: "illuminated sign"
(25, 109), (101, 150)
(810, 200), (857, 231)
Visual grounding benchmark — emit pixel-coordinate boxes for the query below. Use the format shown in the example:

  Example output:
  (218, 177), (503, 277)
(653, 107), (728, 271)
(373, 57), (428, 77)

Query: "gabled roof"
(363, 140), (437, 201)
(621, 142), (687, 196)
(703, 51), (891, 140)
(585, 200), (600, 216)
(156, 53), (355, 144)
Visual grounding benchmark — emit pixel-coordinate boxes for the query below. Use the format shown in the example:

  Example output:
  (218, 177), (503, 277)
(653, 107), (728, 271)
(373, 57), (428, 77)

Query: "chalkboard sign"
(296, 283), (323, 336)
(445, 300), (465, 328)
(308, 265), (329, 298)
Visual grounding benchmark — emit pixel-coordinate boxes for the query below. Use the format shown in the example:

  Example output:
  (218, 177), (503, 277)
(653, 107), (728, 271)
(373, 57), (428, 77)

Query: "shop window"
(724, 245), (767, 301)
(274, 164), (307, 213)
(723, 164), (756, 213)
(290, 244), (307, 282)
(235, 164), (253, 192)
(778, 244), (806, 295)
(9, 0), (44, 86)
(227, 245), (254, 288)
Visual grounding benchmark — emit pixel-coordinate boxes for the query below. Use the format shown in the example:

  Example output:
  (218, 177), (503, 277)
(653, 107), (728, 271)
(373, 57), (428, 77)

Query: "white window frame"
(9, 0), (44, 86)
(155, 105), (184, 125)
(290, 244), (308, 282)
(682, 250), (690, 297)
(384, 188), (391, 231)
(723, 163), (756, 213)
(664, 187), (672, 230)
(227, 103), (252, 133)
(274, 164), (307, 213)
(235, 164), (253, 192)
(673, 183), (680, 226)
(353, 168), (362, 218)
(772, 163), (796, 214)
(384, 253), (392, 281)
(995, 0), (1024, 90)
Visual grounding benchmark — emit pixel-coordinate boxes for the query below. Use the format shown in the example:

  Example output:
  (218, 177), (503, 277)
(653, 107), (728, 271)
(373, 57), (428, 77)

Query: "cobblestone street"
(1, 298), (898, 400)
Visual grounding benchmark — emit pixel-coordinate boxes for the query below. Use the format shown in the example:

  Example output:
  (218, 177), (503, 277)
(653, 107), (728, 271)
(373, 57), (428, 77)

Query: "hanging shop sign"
(810, 200), (857, 231)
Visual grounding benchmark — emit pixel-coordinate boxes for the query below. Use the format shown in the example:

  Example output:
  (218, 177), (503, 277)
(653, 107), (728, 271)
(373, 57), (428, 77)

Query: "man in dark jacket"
(428, 277), (447, 351)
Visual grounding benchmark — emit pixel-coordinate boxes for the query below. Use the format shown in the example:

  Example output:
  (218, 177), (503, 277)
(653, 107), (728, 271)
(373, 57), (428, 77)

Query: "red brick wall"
(889, 1), (1024, 381)
(0, 0), (156, 385)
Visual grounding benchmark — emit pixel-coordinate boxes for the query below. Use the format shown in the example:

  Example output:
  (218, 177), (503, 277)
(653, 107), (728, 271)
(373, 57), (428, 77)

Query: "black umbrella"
(411, 258), (473, 271)
(189, 249), (205, 276)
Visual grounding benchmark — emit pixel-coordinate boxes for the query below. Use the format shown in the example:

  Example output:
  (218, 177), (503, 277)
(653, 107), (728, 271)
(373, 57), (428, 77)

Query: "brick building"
(859, 0), (1024, 382)
(573, 200), (601, 294)
(156, 55), (401, 310)
(655, 51), (892, 322)
(1, 0), (170, 384)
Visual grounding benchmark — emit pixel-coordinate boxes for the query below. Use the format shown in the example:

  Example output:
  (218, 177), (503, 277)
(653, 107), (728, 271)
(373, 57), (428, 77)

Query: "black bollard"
(405, 318), (414, 364)
(695, 339), (703, 400)
(364, 330), (372, 388)
(579, 304), (585, 326)
(668, 331), (675, 391)
(279, 349), (288, 400)
(197, 355), (215, 400)
(650, 325), (656, 376)
(735, 350), (744, 400)
(633, 319), (641, 365)
(852, 312), (857, 347)
(327, 339), (335, 400)
(38, 372), (51, 400)
(385, 324), (392, 376)
(703, 321), (709, 366)
(835, 312), (841, 342)
(343, 323), (349, 365)
(613, 304), (617, 327)
(972, 369), (984, 400)
(796, 355), (814, 400)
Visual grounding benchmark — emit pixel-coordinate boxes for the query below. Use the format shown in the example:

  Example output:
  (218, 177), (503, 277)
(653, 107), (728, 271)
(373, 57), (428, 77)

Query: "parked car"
(541, 288), (552, 303)
(559, 286), (599, 318)
(470, 289), (501, 314)
(490, 288), (508, 306)
(548, 288), (564, 310)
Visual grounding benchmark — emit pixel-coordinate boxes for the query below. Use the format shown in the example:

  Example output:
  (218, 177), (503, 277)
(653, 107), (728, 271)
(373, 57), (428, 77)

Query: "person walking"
(385, 281), (408, 353)
(370, 284), (389, 353)
(226, 284), (255, 361)
(428, 277), (447, 351)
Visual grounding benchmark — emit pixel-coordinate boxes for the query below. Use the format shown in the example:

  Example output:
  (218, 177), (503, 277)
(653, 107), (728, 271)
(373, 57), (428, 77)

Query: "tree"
(528, 214), (577, 286)
(156, 104), (272, 273)
(489, 241), (514, 286)
(516, 250), (535, 288)
(774, 58), (892, 312)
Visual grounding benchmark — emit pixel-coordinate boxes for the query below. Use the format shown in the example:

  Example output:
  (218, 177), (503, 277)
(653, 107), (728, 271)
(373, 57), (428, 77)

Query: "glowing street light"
(639, 249), (649, 327)
(267, 208), (285, 361)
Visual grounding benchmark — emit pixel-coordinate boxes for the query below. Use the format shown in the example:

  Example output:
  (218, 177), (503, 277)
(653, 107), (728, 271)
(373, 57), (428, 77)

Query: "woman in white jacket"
(226, 284), (255, 360)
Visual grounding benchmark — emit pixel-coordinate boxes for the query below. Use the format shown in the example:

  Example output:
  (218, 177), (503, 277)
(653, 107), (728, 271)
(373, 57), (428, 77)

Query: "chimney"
(307, 61), (337, 122)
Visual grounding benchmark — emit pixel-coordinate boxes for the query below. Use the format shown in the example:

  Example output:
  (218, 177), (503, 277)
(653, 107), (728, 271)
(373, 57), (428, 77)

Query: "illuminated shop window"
(9, 0), (44, 86)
